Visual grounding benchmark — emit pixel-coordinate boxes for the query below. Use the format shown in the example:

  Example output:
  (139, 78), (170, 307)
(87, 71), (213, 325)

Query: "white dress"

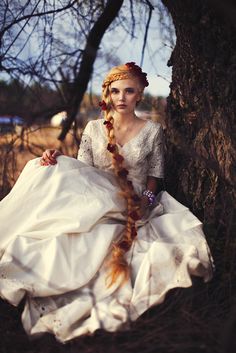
(0, 118), (214, 342)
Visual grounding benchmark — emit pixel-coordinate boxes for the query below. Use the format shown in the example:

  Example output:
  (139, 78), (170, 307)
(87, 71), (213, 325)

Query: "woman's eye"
(126, 89), (135, 94)
(111, 89), (119, 94)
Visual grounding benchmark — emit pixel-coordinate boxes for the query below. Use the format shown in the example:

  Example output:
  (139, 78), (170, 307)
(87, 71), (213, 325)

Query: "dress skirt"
(0, 156), (214, 342)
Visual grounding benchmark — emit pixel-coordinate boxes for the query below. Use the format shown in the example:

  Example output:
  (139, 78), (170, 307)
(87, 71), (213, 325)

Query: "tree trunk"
(161, 0), (236, 250)
(58, 0), (124, 140)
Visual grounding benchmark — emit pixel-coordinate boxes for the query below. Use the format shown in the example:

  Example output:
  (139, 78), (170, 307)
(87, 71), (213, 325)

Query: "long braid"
(100, 63), (149, 287)
(102, 87), (140, 286)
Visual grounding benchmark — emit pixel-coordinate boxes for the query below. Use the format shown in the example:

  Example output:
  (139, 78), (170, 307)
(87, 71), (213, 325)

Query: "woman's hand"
(139, 195), (150, 219)
(40, 149), (62, 166)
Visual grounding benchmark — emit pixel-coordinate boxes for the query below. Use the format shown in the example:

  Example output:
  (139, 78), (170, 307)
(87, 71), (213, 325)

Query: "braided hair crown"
(102, 62), (149, 93)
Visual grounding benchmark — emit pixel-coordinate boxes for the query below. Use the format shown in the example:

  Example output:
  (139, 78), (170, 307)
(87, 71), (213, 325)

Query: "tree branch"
(140, 0), (154, 67)
(58, 0), (124, 140)
(0, 0), (78, 37)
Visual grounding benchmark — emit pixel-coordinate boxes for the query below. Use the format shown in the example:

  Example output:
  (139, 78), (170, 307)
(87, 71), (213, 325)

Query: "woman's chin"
(115, 107), (133, 114)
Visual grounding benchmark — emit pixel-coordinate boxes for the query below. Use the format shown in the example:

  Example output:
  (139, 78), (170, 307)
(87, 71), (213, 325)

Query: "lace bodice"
(77, 118), (164, 190)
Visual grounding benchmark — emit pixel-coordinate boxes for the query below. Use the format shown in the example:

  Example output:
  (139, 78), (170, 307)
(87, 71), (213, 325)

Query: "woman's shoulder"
(84, 118), (104, 133)
(86, 118), (104, 127)
(142, 120), (164, 147)
(147, 119), (162, 129)
(145, 119), (163, 136)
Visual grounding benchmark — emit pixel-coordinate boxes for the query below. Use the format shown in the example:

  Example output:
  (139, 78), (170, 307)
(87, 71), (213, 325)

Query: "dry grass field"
(0, 126), (79, 198)
(0, 125), (235, 353)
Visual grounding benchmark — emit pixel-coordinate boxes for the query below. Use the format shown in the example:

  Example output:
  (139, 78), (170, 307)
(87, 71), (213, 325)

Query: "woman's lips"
(117, 104), (127, 108)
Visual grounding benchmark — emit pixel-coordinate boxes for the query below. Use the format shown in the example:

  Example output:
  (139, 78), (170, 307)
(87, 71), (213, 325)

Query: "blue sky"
(92, 36), (173, 97)
(101, 37), (173, 97)
(90, 5), (175, 97)
(1, 2), (175, 97)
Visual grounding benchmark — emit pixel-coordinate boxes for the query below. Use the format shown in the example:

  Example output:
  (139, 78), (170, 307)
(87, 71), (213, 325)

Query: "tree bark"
(161, 0), (236, 244)
(58, 0), (124, 141)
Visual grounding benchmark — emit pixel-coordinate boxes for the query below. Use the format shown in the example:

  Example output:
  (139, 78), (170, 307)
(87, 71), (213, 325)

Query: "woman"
(0, 63), (214, 342)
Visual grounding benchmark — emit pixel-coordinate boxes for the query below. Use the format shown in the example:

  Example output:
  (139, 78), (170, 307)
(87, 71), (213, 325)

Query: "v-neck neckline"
(102, 119), (150, 148)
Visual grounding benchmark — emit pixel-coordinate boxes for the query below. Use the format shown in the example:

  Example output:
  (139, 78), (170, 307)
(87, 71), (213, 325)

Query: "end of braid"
(105, 246), (130, 288)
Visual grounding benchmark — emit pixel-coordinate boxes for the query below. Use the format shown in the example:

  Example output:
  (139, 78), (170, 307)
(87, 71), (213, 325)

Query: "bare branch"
(58, 0), (124, 141)
(0, 0), (78, 37)
(129, 0), (136, 38)
(140, 0), (154, 67)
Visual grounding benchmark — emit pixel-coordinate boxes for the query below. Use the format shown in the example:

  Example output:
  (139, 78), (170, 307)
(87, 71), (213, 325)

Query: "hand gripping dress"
(0, 118), (214, 342)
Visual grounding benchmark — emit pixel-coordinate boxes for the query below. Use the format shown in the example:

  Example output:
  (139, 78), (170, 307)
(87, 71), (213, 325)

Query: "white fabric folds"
(0, 156), (213, 342)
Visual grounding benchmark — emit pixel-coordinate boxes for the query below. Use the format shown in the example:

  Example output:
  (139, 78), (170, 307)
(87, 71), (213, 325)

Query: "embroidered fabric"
(77, 119), (164, 191)
(77, 133), (93, 166)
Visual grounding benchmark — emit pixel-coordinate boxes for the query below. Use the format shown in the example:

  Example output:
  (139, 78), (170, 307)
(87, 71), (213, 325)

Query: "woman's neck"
(113, 112), (136, 128)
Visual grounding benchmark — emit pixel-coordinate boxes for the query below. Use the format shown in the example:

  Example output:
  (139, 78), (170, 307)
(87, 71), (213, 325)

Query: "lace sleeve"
(147, 125), (164, 178)
(77, 122), (94, 166)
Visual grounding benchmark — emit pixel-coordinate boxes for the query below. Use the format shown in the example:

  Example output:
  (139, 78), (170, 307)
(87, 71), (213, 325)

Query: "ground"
(0, 279), (233, 353)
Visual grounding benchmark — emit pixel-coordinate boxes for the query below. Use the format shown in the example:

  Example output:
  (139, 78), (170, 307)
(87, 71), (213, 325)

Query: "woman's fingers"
(45, 150), (57, 163)
(40, 158), (49, 166)
(42, 150), (50, 161)
(41, 149), (61, 166)
(52, 150), (61, 158)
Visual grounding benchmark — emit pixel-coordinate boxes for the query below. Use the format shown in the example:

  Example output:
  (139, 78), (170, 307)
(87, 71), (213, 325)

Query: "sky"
(1, 1), (175, 98)
(112, 47), (173, 97)
(91, 4), (175, 97)
(93, 38), (173, 97)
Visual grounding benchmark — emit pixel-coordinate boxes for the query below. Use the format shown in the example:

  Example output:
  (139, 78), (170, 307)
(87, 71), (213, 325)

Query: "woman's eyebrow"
(111, 87), (135, 90)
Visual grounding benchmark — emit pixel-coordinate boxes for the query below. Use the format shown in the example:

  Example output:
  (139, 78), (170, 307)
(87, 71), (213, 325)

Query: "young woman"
(0, 63), (214, 342)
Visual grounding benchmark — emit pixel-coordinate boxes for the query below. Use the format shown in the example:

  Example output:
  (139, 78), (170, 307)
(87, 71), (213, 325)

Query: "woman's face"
(109, 78), (142, 115)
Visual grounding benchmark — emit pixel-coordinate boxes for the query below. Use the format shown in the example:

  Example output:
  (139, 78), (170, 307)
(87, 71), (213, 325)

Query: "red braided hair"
(100, 63), (149, 287)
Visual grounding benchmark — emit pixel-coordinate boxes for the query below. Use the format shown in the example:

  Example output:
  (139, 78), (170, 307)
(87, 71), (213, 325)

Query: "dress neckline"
(102, 119), (151, 148)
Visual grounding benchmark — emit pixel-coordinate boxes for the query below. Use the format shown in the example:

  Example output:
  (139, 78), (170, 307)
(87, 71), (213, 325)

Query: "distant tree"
(0, 79), (25, 116)
(0, 79), (62, 121)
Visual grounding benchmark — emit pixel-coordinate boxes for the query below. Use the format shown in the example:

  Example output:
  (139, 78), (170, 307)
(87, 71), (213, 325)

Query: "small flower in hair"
(118, 240), (132, 251)
(117, 168), (129, 178)
(99, 100), (107, 111)
(125, 62), (149, 87)
(128, 210), (140, 221)
(114, 154), (124, 163)
(130, 226), (137, 239)
(107, 143), (117, 153)
(103, 120), (113, 130)
(126, 62), (136, 68)
(126, 62), (141, 72)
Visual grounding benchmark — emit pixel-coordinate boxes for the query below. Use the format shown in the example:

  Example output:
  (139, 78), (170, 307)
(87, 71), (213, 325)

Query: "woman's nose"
(118, 91), (125, 101)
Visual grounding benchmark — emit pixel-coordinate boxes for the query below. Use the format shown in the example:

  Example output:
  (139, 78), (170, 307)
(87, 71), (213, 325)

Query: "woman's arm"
(140, 124), (165, 217)
(140, 176), (164, 216)
(146, 176), (164, 194)
(146, 176), (158, 194)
